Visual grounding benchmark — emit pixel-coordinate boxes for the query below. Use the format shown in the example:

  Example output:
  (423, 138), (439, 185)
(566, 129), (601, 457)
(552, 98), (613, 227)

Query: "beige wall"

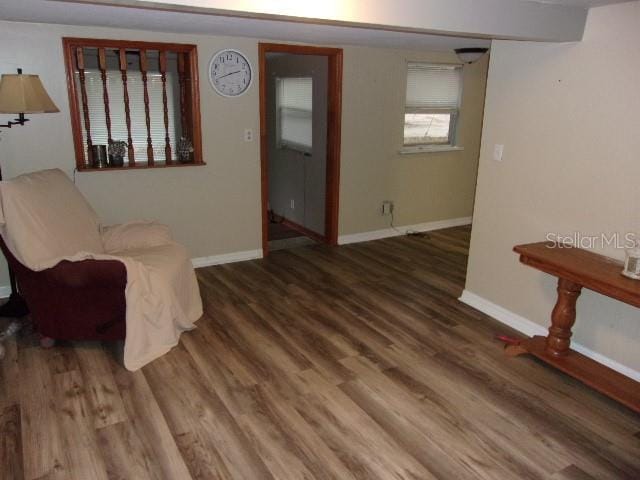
(465, 2), (640, 373)
(0, 20), (486, 286)
(0, 22), (263, 282)
(340, 47), (487, 235)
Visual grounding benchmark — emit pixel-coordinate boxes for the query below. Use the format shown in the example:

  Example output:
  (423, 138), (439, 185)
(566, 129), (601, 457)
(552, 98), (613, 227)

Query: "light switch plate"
(493, 144), (504, 162)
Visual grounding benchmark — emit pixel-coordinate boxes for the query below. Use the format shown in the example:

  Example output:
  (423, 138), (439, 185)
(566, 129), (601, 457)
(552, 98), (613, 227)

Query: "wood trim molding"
(259, 44), (269, 253)
(259, 42), (343, 256)
(62, 37), (203, 170)
(63, 40), (85, 168)
(77, 162), (207, 173)
(326, 48), (343, 247)
(62, 37), (197, 52)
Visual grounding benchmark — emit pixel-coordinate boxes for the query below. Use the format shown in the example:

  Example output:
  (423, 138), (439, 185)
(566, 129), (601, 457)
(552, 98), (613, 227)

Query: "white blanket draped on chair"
(0, 169), (203, 370)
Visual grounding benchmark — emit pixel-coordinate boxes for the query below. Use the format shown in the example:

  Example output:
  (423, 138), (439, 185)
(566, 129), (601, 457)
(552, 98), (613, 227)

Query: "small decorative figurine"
(622, 242), (640, 280)
(91, 145), (108, 168)
(177, 136), (194, 163)
(108, 140), (127, 167)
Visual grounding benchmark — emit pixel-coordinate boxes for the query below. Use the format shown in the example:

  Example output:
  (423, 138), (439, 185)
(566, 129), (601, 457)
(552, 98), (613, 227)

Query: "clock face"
(209, 49), (252, 97)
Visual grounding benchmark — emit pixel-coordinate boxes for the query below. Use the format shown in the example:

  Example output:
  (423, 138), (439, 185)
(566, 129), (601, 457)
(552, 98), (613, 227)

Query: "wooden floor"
(268, 222), (303, 241)
(1, 226), (639, 480)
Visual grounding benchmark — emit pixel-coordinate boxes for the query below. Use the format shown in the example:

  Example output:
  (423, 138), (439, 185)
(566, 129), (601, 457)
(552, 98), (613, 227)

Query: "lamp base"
(0, 292), (29, 318)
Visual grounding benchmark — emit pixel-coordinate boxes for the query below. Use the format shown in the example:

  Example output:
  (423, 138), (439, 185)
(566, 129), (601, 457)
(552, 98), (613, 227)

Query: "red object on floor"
(495, 334), (522, 346)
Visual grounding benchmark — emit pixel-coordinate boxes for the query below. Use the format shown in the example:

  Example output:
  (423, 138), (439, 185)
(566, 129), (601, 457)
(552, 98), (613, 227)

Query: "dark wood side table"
(509, 242), (640, 413)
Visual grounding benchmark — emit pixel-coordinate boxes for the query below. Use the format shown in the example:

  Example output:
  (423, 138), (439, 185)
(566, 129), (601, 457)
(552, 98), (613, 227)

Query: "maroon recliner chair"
(0, 169), (203, 370)
(0, 235), (127, 341)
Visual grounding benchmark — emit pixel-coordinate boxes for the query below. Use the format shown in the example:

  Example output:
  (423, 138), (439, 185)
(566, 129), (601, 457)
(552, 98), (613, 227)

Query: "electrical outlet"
(382, 201), (394, 216)
(290, 199), (295, 210)
(244, 129), (253, 142)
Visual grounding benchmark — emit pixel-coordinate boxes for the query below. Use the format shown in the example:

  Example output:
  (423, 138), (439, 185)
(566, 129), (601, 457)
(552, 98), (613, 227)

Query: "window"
(276, 77), (312, 153)
(404, 63), (462, 148)
(63, 38), (203, 170)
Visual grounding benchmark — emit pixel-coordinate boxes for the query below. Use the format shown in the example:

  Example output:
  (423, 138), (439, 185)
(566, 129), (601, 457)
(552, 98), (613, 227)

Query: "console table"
(508, 242), (640, 412)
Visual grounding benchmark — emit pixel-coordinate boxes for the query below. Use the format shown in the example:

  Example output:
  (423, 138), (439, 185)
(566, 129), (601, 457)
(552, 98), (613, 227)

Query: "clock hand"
(217, 70), (242, 79)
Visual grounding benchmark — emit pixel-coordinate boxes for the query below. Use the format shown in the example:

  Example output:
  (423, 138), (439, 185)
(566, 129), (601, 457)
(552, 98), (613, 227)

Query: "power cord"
(389, 209), (404, 235)
(389, 209), (429, 238)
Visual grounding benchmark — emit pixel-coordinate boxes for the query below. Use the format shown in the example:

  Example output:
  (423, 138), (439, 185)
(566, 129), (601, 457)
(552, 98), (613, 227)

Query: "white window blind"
(404, 63), (462, 146)
(76, 70), (180, 163)
(276, 77), (312, 152)
(405, 63), (462, 113)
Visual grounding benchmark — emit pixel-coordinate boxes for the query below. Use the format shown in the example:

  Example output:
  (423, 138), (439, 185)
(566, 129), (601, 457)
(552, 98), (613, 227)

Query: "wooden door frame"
(259, 42), (343, 256)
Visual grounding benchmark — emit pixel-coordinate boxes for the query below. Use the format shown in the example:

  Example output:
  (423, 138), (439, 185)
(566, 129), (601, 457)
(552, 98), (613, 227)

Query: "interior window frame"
(275, 76), (313, 155)
(62, 37), (204, 171)
(402, 62), (463, 149)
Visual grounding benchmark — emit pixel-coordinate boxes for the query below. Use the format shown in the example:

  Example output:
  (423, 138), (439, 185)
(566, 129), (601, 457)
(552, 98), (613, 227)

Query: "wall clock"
(208, 49), (253, 97)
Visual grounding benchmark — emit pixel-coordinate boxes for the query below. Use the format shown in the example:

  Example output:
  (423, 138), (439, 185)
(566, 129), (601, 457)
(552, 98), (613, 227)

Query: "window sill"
(77, 161), (206, 172)
(399, 145), (464, 155)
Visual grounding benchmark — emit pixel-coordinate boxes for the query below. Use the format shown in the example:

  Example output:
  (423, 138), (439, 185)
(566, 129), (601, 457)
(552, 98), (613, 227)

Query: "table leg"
(545, 277), (582, 357)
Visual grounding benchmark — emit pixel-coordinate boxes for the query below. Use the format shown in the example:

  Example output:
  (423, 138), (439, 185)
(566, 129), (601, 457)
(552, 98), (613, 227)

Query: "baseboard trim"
(338, 216), (472, 245)
(459, 289), (640, 382)
(191, 249), (263, 269)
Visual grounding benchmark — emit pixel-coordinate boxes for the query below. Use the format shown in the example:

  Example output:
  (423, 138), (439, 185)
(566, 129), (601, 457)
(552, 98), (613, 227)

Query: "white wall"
(465, 1), (640, 373)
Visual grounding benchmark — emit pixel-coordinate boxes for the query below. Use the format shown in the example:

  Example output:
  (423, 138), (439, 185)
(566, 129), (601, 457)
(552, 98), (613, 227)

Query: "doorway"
(259, 43), (342, 255)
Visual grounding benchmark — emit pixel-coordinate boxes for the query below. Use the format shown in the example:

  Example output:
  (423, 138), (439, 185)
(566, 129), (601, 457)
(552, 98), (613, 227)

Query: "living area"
(1, 1), (639, 479)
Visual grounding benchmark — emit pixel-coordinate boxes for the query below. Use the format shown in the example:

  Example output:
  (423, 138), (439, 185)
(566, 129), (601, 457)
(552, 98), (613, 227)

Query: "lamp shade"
(454, 48), (489, 64)
(0, 73), (59, 114)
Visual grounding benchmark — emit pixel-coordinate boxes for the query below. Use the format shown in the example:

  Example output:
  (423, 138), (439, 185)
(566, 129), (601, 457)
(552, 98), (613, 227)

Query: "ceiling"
(0, 0), (491, 51)
(0, 0), (635, 51)
(524, 0), (631, 6)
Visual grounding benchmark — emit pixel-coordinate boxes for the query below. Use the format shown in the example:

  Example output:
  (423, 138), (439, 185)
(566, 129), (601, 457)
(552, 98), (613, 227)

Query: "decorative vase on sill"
(91, 145), (108, 169)
(108, 140), (127, 167)
(177, 136), (194, 163)
(622, 242), (640, 280)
